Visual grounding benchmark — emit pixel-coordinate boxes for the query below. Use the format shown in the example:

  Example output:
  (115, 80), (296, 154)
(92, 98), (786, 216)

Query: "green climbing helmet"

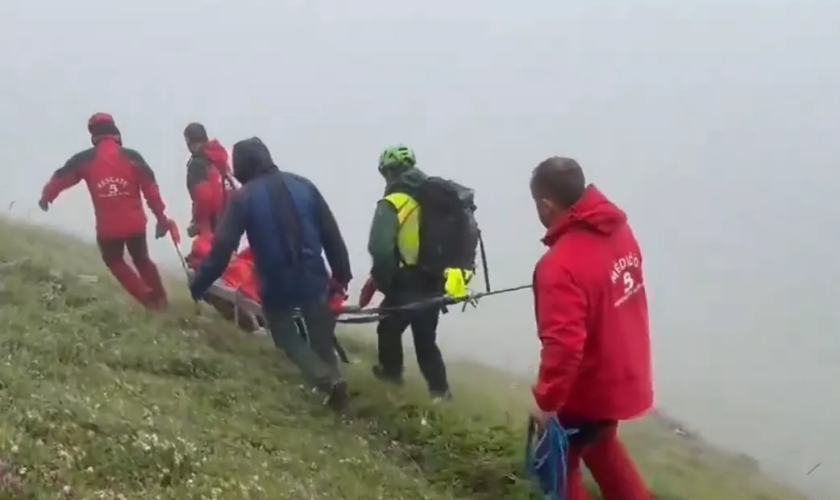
(378, 144), (416, 172)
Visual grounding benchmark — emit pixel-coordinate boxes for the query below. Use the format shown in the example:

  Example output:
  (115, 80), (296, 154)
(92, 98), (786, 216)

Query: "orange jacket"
(188, 232), (259, 301)
(188, 231), (346, 312)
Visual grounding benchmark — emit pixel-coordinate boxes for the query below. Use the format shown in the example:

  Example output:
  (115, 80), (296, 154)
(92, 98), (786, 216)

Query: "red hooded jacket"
(41, 137), (167, 240)
(532, 185), (653, 421)
(186, 139), (235, 233)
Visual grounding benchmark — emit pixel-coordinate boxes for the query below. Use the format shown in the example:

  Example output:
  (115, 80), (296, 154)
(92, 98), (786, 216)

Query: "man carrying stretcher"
(188, 137), (353, 411)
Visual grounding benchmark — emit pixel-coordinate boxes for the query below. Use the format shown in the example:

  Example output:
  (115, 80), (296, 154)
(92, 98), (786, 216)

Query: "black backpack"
(405, 177), (480, 277)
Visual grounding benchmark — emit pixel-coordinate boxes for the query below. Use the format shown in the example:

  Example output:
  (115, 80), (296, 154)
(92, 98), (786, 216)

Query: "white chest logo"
(610, 252), (643, 307)
(96, 177), (130, 198)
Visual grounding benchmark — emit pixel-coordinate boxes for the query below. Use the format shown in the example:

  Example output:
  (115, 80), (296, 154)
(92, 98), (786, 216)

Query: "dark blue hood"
(232, 137), (278, 184)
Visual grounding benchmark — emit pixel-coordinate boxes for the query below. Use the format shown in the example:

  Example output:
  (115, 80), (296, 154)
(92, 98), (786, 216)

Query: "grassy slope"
(0, 217), (807, 500)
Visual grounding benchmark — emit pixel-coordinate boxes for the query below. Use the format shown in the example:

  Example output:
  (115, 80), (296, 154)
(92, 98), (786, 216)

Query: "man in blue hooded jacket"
(189, 137), (352, 410)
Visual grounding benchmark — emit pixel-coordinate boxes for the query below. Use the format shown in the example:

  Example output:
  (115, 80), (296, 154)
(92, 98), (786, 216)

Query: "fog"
(1, 0), (837, 497)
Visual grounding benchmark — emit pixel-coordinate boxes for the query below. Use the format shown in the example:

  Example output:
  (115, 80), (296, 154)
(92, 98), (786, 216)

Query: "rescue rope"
(525, 416), (578, 500)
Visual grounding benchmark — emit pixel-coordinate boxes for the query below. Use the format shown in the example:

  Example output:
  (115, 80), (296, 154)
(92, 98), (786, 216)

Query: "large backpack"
(404, 177), (480, 278)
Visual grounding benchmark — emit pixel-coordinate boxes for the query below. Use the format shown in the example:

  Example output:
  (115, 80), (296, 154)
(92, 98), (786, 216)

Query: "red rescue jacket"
(532, 185), (653, 421)
(186, 140), (236, 235)
(41, 137), (167, 240)
(203, 139), (237, 195)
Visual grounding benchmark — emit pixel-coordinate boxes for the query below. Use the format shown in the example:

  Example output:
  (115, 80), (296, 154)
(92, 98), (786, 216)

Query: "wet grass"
(0, 217), (808, 499)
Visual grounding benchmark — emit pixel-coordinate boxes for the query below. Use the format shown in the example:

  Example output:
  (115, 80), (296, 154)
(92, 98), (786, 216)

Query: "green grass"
(0, 216), (808, 500)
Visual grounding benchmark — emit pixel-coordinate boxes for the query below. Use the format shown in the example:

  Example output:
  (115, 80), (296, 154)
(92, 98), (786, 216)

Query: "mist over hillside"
(0, 1), (836, 497)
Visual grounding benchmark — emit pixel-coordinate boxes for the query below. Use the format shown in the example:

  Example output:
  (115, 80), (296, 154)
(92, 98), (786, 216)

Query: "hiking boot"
(372, 365), (404, 386)
(430, 389), (453, 404)
(324, 380), (348, 412)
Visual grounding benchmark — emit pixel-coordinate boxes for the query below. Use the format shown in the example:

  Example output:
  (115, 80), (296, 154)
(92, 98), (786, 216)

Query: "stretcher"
(184, 268), (350, 364)
(185, 269), (262, 325)
(174, 230), (530, 365)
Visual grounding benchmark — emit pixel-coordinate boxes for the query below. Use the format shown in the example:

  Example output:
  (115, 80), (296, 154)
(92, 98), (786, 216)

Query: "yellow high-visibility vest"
(383, 192), (420, 266)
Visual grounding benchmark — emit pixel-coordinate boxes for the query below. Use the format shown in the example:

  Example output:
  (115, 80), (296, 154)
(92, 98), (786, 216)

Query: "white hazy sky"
(0, 1), (837, 497)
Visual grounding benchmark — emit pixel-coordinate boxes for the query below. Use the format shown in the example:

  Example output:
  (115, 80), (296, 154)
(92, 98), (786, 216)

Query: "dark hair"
(530, 156), (586, 209)
(183, 122), (208, 143)
(88, 120), (120, 138)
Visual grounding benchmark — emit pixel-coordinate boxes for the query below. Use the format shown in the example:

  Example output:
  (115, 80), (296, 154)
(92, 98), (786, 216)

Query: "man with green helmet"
(361, 144), (452, 401)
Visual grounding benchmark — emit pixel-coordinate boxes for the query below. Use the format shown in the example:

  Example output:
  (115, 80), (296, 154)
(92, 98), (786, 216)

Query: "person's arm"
(367, 199), (400, 290)
(313, 185), (352, 287)
(40, 150), (90, 204)
(123, 148), (167, 224)
(190, 192), (247, 299)
(532, 263), (588, 413)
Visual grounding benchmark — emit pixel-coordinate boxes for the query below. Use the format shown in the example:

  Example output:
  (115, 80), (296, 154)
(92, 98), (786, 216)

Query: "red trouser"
(97, 235), (167, 310)
(561, 418), (652, 500)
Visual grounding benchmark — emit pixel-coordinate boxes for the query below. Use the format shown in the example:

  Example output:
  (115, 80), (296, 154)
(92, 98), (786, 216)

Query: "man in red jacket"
(183, 122), (236, 237)
(529, 157), (653, 500)
(39, 113), (173, 310)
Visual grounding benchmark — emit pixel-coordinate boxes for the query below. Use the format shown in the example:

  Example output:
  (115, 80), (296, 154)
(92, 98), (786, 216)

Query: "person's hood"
(232, 137), (278, 184)
(202, 139), (230, 170)
(542, 185), (627, 246)
(384, 166), (428, 195)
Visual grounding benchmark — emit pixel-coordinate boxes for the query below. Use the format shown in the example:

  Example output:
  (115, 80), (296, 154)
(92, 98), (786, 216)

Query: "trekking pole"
(173, 241), (191, 281)
(478, 230), (491, 293)
(336, 283), (532, 324)
(168, 222), (201, 314)
(168, 222), (191, 281)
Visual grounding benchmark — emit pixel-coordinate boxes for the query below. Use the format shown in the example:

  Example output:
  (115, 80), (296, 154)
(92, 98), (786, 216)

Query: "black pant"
(376, 295), (449, 394)
(264, 300), (340, 391)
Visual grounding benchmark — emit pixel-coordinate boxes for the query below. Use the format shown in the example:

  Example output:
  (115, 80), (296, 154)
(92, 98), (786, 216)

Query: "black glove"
(155, 219), (171, 239)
